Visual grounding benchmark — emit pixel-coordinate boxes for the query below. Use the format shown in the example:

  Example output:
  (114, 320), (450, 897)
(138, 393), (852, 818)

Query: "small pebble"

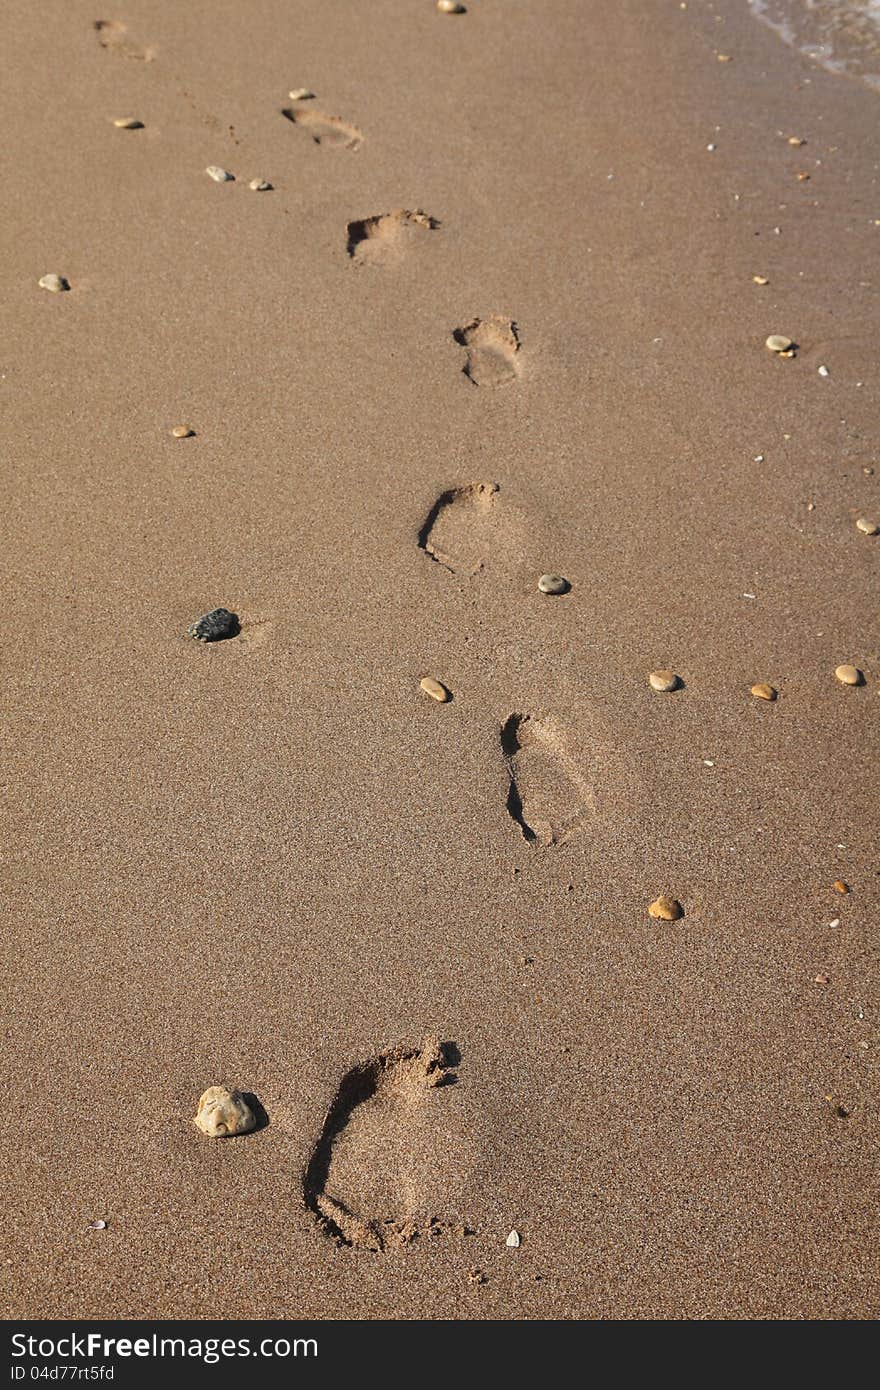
(829, 918), (840, 929)
(194, 1085), (256, 1137)
(505, 1230), (521, 1248)
(814, 973), (830, 985)
(288, 88), (315, 101)
(717, 53), (731, 62)
(248, 178), (273, 192)
(437, 0), (467, 11)
(796, 171), (811, 181)
(817, 364), (829, 377)
(788, 135), (806, 146)
(38, 273), (69, 293)
(834, 664), (863, 686)
(171, 424), (194, 439)
(537, 573), (570, 595)
(187, 608), (240, 642)
(863, 466), (874, 476)
(855, 517), (878, 535)
(752, 275), (769, 285)
(113, 117), (143, 129)
(647, 895), (683, 922)
(89, 1219), (108, 1230)
(833, 880), (849, 894)
(206, 165), (234, 183)
(706, 143), (716, 152)
(765, 334), (793, 353)
(649, 670), (680, 693)
(750, 682), (777, 701)
(420, 676), (451, 703)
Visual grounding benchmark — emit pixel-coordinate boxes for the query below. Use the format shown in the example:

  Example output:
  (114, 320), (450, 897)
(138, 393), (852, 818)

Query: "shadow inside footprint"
(304, 1037), (459, 1252)
(418, 481), (501, 576)
(501, 713), (592, 847)
(281, 107), (363, 150)
(454, 316), (521, 387)
(346, 210), (439, 266)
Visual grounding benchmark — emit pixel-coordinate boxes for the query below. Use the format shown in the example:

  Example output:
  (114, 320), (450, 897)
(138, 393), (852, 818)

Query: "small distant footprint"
(346, 210), (439, 267)
(304, 1037), (459, 1251)
(454, 316), (521, 387)
(280, 107), (363, 150)
(418, 481), (502, 576)
(501, 714), (593, 847)
(93, 18), (157, 60)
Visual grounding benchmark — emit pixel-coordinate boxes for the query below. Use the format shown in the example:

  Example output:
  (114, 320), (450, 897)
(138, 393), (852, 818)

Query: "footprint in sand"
(418, 481), (503, 576)
(454, 316), (521, 387)
(501, 713), (593, 847)
(93, 18), (157, 60)
(280, 107), (363, 150)
(304, 1037), (460, 1251)
(346, 210), (439, 267)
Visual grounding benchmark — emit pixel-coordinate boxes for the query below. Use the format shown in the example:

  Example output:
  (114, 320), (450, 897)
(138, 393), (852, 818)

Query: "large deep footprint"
(93, 18), (157, 60)
(304, 1037), (460, 1251)
(418, 481), (502, 576)
(346, 210), (438, 267)
(501, 714), (593, 847)
(454, 316), (521, 387)
(280, 107), (363, 150)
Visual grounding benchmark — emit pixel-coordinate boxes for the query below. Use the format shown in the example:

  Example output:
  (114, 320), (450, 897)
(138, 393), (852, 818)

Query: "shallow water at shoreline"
(750, 0), (880, 88)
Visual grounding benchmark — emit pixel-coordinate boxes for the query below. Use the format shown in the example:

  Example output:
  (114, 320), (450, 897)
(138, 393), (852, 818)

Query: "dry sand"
(1, 0), (878, 1319)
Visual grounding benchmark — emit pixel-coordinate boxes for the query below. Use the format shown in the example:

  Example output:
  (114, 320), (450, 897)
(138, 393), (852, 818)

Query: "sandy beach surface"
(2, 0), (878, 1320)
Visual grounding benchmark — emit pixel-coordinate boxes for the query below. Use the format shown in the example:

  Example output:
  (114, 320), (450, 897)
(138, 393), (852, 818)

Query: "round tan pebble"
(38, 273), (69, 293)
(420, 676), (450, 703)
(648, 895), (684, 922)
(248, 178), (273, 191)
(206, 165), (234, 183)
(833, 879), (849, 894)
(649, 670), (680, 693)
(194, 1085), (256, 1137)
(171, 424), (194, 439)
(855, 517), (878, 535)
(537, 574), (570, 595)
(765, 334), (793, 353)
(113, 117), (143, 129)
(437, 0), (467, 11)
(750, 682), (777, 701)
(834, 664), (863, 687)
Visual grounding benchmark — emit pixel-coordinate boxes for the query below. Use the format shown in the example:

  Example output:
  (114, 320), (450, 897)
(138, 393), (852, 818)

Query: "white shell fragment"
(194, 1085), (257, 1137)
(818, 365), (830, 377)
(288, 88), (315, 101)
(89, 1219), (107, 1230)
(206, 165), (234, 183)
(506, 1229), (521, 1248)
(38, 273), (69, 293)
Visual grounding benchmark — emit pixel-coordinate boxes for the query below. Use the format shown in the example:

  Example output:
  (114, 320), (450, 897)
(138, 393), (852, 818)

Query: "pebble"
(752, 275), (769, 285)
(113, 117), (143, 129)
(194, 1086), (256, 1138)
(765, 334), (793, 353)
(796, 171), (811, 181)
(834, 663), (863, 686)
(750, 682), (777, 701)
(814, 973), (830, 985)
(89, 1219), (108, 1230)
(187, 608), (240, 642)
(833, 880), (849, 895)
(863, 466), (874, 476)
(829, 918), (840, 929)
(206, 165), (234, 183)
(171, 424), (194, 439)
(505, 1230), (521, 1248)
(788, 135), (806, 146)
(648, 895), (683, 922)
(855, 517), (878, 535)
(288, 88), (315, 101)
(248, 178), (273, 192)
(38, 273), (69, 293)
(818, 365), (829, 377)
(537, 573), (570, 595)
(437, 0), (467, 10)
(649, 670), (680, 693)
(420, 676), (451, 703)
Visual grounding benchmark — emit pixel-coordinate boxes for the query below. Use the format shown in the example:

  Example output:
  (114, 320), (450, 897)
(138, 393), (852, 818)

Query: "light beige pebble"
(206, 165), (234, 183)
(649, 670), (680, 693)
(752, 275), (769, 285)
(750, 682), (777, 701)
(834, 664), (863, 686)
(765, 334), (793, 353)
(248, 178), (273, 192)
(171, 424), (194, 439)
(506, 1230), (521, 1248)
(288, 88), (315, 101)
(38, 273), (69, 293)
(437, 0), (467, 10)
(420, 676), (451, 703)
(194, 1085), (256, 1137)
(113, 117), (143, 129)
(537, 574), (570, 595)
(855, 517), (878, 535)
(648, 895), (684, 922)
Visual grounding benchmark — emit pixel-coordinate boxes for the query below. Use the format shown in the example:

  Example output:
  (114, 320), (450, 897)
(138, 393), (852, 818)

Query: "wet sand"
(2, 0), (878, 1319)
